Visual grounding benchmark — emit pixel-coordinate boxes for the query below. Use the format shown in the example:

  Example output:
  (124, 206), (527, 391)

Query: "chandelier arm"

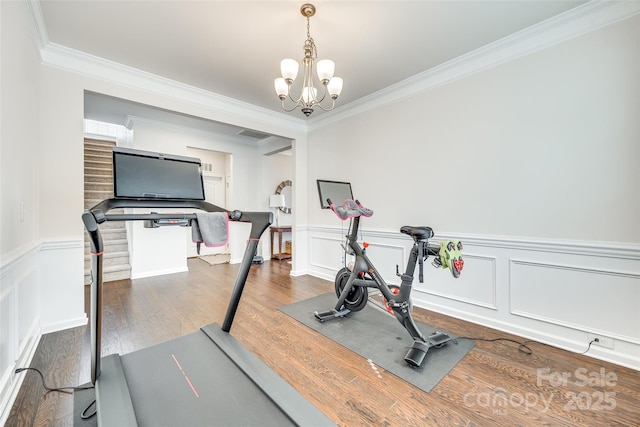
(287, 91), (304, 106)
(314, 85), (328, 104)
(313, 98), (337, 112)
(280, 98), (305, 113)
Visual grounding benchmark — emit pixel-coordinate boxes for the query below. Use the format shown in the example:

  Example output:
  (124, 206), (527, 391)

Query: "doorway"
(186, 147), (232, 259)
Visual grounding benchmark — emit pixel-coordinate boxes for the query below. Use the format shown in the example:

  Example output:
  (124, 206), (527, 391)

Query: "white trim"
(309, 0), (640, 130)
(40, 315), (87, 334)
(306, 225), (640, 259)
(508, 258), (640, 345)
(38, 42), (306, 135)
(455, 234), (640, 260)
(0, 241), (41, 278)
(304, 224), (640, 369)
(0, 328), (41, 426)
(125, 115), (258, 146)
(309, 235), (344, 272)
(84, 133), (117, 142)
(420, 254), (499, 311)
(24, 0), (48, 51)
(27, 0), (640, 138)
(510, 258), (640, 280)
(39, 238), (83, 251)
(412, 295), (640, 370)
(131, 266), (188, 280)
(25, 0), (301, 132)
(510, 307), (640, 346)
(0, 241), (42, 426)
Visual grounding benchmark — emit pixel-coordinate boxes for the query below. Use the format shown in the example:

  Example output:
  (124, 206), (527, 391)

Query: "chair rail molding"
(305, 225), (640, 370)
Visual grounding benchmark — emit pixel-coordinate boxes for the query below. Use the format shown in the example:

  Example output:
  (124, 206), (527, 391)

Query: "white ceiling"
(37, 0), (587, 137)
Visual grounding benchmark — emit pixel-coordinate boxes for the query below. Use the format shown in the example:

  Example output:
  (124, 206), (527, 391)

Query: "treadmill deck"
(95, 323), (334, 426)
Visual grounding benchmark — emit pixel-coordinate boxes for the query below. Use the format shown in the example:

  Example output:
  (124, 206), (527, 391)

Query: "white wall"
(2, 5), (638, 422)
(1, 2), (44, 420)
(308, 14), (639, 241)
(126, 119), (265, 276)
(0, 1), (308, 419)
(261, 153), (293, 258)
(304, 13), (640, 369)
(27, 50), (305, 318)
(187, 146), (230, 258)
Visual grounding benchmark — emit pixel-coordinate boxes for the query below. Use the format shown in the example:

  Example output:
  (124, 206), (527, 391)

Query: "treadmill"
(81, 148), (334, 426)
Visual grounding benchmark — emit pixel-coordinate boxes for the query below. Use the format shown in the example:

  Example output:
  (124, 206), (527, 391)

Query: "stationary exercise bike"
(314, 199), (464, 368)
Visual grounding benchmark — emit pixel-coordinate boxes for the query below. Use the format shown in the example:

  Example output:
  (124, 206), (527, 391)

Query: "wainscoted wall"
(39, 240), (86, 332)
(306, 225), (640, 370)
(0, 244), (41, 421)
(0, 240), (86, 423)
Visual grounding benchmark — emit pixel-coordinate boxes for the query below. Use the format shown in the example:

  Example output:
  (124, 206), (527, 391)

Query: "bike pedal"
(427, 331), (452, 346)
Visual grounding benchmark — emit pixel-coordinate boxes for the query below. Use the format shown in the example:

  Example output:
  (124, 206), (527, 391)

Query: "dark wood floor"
(6, 258), (639, 426)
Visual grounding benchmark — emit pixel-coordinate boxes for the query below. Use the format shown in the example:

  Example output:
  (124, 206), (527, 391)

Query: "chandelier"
(274, 3), (343, 117)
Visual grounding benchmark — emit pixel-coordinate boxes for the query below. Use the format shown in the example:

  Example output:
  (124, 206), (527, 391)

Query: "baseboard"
(305, 226), (640, 370)
(40, 314), (88, 335)
(0, 328), (41, 426)
(412, 295), (639, 371)
(289, 268), (308, 277)
(131, 266), (188, 279)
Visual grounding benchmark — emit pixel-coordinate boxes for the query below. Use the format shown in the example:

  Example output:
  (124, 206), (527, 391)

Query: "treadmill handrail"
(83, 198), (272, 384)
(89, 198), (227, 217)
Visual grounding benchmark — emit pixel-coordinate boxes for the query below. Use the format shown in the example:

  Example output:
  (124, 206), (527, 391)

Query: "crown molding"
(27, 0), (306, 137)
(308, 0), (640, 130)
(125, 115), (261, 147)
(38, 41), (306, 134)
(25, 0), (48, 52)
(27, 1), (639, 135)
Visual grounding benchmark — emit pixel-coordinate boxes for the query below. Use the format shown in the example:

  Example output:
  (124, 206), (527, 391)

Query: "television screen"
(113, 147), (205, 200)
(317, 180), (354, 209)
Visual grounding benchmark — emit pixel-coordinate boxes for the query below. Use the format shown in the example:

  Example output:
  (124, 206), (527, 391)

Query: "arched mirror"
(275, 180), (292, 214)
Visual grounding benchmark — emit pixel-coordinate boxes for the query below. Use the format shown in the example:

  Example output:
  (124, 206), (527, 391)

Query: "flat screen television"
(113, 147), (205, 200)
(317, 180), (354, 209)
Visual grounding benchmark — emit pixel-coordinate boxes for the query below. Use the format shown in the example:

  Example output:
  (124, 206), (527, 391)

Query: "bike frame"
(334, 215), (436, 342)
(314, 200), (453, 367)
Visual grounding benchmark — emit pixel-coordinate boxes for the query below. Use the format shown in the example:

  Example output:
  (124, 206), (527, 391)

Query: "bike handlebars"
(327, 198), (374, 220)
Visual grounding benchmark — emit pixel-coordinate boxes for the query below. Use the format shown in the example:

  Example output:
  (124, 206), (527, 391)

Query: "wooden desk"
(270, 226), (292, 260)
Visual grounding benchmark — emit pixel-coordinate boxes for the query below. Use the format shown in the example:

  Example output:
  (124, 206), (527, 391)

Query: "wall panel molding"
(0, 243), (42, 424)
(421, 254), (498, 310)
(509, 258), (640, 345)
(0, 241), (40, 281)
(310, 235), (344, 272)
(305, 225), (640, 369)
(307, 226), (640, 259)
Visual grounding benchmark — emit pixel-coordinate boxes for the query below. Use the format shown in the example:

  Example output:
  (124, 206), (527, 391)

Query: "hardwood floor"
(6, 258), (639, 426)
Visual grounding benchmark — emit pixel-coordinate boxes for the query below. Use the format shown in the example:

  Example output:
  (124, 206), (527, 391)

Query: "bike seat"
(400, 226), (434, 241)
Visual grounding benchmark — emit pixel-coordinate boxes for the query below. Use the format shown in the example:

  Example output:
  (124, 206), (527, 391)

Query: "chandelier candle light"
(274, 3), (343, 116)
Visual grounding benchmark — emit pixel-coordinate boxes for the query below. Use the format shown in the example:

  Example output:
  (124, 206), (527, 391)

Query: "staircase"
(84, 139), (131, 283)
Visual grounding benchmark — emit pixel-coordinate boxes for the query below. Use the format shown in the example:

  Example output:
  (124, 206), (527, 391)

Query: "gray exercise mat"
(280, 292), (475, 392)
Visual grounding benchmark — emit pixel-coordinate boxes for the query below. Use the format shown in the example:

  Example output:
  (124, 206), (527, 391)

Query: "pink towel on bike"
(331, 199), (374, 220)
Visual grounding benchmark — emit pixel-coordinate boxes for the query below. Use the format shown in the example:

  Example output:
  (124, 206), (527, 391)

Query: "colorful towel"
(438, 240), (464, 278)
